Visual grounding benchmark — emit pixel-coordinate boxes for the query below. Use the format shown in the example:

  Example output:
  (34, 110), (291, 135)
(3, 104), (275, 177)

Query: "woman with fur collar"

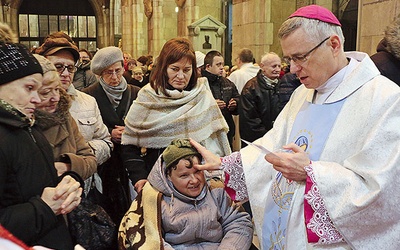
(34, 54), (97, 181)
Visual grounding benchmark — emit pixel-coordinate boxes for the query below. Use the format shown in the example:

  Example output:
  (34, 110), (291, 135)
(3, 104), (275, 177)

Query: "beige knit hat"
(33, 54), (57, 74)
(91, 46), (124, 75)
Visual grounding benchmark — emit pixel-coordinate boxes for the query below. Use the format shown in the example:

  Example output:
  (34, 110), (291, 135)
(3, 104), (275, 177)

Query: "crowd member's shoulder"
(127, 83), (141, 95)
(241, 76), (258, 94)
(81, 82), (100, 95)
(208, 177), (225, 190)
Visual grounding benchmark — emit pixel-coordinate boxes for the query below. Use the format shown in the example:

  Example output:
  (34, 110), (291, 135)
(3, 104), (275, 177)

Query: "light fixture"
(175, 7), (179, 13)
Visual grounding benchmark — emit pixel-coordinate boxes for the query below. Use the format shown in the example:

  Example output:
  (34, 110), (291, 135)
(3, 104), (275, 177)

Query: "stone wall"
(2, 0), (400, 60)
(358, 0), (400, 55)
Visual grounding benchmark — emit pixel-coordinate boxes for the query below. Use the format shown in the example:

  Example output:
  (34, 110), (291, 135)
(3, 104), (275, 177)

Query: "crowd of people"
(1, 4), (400, 250)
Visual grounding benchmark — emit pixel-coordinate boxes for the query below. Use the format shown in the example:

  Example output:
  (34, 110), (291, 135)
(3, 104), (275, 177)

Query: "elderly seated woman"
(119, 138), (253, 250)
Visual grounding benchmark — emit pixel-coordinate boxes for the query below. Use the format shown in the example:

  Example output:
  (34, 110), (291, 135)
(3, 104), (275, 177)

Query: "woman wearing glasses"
(83, 46), (140, 224)
(121, 37), (231, 194)
(35, 33), (114, 183)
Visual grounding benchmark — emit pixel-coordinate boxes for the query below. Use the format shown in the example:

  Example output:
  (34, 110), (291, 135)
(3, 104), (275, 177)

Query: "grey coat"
(147, 156), (253, 250)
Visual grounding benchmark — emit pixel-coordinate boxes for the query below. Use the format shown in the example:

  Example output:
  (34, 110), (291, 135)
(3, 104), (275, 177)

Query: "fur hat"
(132, 66), (143, 74)
(33, 54), (57, 74)
(35, 37), (80, 62)
(0, 42), (43, 85)
(162, 139), (199, 169)
(195, 51), (205, 68)
(91, 46), (124, 75)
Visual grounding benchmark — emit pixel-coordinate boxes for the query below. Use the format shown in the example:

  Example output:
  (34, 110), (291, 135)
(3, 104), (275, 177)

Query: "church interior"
(0, 0), (398, 67)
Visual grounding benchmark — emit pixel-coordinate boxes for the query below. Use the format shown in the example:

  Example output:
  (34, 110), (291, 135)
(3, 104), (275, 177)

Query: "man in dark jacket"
(239, 52), (282, 144)
(370, 16), (400, 86)
(203, 50), (240, 149)
(73, 48), (98, 90)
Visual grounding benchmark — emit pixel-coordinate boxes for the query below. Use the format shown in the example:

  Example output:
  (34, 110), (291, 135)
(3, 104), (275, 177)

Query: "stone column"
(121, 0), (148, 58)
(147, 0), (177, 57)
(231, 0), (297, 62)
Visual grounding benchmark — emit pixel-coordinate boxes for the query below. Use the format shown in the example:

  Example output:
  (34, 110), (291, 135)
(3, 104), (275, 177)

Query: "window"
(18, 14), (97, 54)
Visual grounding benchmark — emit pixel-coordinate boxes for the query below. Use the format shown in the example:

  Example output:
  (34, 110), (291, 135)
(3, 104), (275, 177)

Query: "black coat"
(239, 70), (281, 143)
(202, 70), (240, 145)
(370, 39), (400, 86)
(83, 82), (140, 131)
(83, 82), (140, 223)
(0, 107), (74, 249)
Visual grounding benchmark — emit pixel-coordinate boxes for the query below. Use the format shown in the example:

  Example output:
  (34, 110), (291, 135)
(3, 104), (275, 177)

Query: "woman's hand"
(189, 138), (222, 171)
(41, 175), (82, 215)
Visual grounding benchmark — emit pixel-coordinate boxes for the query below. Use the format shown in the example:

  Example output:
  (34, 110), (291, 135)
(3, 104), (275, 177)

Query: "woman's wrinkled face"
(167, 57), (192, 91)
(0, 73), (42, 118)
(36, 71), (61, 113)
(101, 61), (124, 87)
(168, 156), (205, 198)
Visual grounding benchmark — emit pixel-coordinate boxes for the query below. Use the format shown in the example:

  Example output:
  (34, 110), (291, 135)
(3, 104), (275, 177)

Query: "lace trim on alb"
(304, 165), (344, 244)
(221, 152), (249, 202)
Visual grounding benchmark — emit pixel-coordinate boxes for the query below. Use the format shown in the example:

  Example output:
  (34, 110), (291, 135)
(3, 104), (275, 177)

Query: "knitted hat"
(162, 139), (199, 169)
(132, 66), (143, 74)
(35, 37), (80, 62)
(0, 42), (43, 85)
(33, 54), (57, 74)
(289, 5), (341, 26)
(195, 51), (205, 68)
(91, 46), (124, 75)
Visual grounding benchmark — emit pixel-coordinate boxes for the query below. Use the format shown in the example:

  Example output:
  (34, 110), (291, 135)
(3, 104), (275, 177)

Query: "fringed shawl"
(122, 79), (231, 156)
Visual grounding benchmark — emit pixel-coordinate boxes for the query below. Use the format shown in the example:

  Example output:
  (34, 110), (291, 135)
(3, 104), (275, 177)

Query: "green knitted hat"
(162, 139), (199, 169)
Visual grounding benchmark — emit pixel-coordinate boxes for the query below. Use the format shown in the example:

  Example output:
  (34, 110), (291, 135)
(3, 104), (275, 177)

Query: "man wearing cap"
(192, 4), (400, 249)
(202, 50), (240, 150)
(35, 33), (113, 175)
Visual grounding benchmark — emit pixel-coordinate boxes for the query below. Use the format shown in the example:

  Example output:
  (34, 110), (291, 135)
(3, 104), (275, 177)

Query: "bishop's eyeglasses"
(282, 36), (330, 66)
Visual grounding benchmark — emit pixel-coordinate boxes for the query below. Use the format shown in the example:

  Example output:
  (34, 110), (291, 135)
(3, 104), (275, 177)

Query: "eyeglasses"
(103, 68), (124, 77)
(54, 64), (77, 74)
(282, 36), (330, 66)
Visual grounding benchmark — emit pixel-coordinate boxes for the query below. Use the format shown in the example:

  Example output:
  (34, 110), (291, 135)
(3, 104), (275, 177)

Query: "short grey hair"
(260, 52), (281, 65)
(278, 17), (345, 51)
